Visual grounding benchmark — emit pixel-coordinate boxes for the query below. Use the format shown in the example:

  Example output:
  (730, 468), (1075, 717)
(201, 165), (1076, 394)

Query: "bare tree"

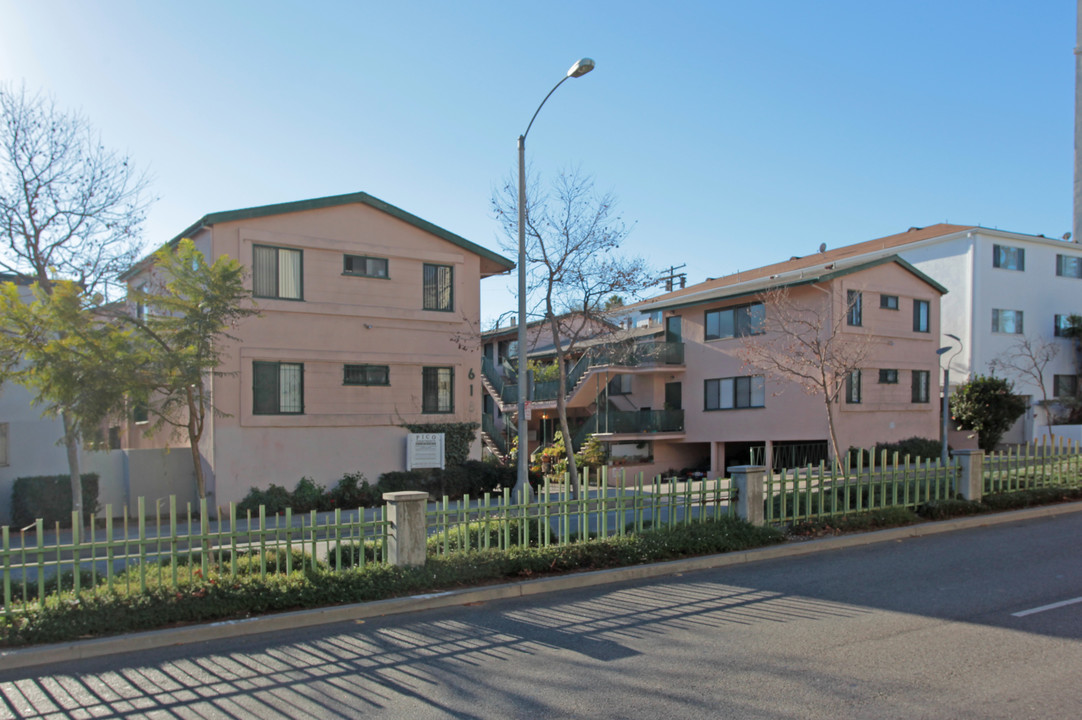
(0, 84), (153, 521)
(989, 335), (1059, 437)
(733, 285), (876, 464)
(493, 168), (653, 491)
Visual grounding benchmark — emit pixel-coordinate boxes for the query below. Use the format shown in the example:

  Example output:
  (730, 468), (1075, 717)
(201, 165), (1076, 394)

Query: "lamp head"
(945, 332), (961, 342)
(936, 347), (951, 356)
(567, 58), (596, 78)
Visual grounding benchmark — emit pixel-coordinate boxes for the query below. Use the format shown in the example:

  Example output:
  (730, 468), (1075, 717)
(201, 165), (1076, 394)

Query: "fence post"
(383, 491), (429, 567)
(952, 449), (984, 501)
(729, 465), (766, 525)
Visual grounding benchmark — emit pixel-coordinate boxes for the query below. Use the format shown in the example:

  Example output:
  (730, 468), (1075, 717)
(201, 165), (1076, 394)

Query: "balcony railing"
(592, 409), (685, 435)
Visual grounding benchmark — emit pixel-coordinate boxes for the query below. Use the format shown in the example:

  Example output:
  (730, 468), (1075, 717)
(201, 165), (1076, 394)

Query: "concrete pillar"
(383, 491), (429, 567)
(728, 465), (766, 526)
(952, 449), (984, 502)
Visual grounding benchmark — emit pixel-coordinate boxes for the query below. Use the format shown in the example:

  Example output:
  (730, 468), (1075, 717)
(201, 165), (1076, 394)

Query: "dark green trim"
(121, 191), (514, 280)
(422, 366), (455, 414)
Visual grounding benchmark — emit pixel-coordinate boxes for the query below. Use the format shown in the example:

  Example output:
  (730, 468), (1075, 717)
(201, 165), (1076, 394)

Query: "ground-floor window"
(253, 361), (304, 414)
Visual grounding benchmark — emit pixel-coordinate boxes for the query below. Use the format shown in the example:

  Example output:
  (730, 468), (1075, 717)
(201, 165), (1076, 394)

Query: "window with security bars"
(423, 264), (453, 311)
(343, 255), (388, 278)
(422, 367), (454, 413)
(343, 364), (389, 386)
(704, 375), (765, 410)
(705, 303), (765, 340)
(253, 361), (304, 414)
(253, 245), (303, 300)
(911, 370), (930, 403)
(878, 369), (898, 384)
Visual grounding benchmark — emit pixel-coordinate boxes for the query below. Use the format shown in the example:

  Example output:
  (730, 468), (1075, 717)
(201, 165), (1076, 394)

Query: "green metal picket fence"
(0, 496), (389, 616)
(426, 468), (735, 555)
(984, 438), (1082, 494)
(764, 453), (960, 525)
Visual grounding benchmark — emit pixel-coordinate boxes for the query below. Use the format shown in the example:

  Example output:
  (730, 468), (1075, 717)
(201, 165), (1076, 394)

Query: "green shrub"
(10, 474), (101, 528)
(788, 507), (919, 536)
(848, 437), (943, 467)
(328, 472), (380, 510)
(916, 498), (987, 520)
(377, 469), (436, 495)
(236, 484), (292, 515)
(290, 477), (325, 513)
(981, 487), (1082, 511)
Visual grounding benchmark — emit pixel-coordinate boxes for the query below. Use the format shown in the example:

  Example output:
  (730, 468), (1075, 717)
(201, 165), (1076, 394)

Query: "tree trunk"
(61, 409), (85, 537)
(185, 387), (206, 500)
(823, 396), (843, 469)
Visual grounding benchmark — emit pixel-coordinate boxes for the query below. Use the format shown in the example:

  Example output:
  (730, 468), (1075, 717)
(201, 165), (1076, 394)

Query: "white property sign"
(406, 433), (445, 470)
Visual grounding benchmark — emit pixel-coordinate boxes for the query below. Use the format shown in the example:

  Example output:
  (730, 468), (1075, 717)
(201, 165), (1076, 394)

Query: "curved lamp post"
(515, 58), (595, 499)
(938, 332), (964, 464)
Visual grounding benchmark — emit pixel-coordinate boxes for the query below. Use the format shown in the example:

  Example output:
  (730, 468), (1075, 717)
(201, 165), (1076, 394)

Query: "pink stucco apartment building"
(482, 254), (949, 480)
(121, 192), (513, 506)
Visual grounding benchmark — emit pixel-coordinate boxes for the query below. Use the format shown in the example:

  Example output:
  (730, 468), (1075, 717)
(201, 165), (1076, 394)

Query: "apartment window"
(845, 370), (862, 404)
(423, 264), (453, 311)
(992, 309), (1024, 334)
(1056, 254), (1082, 278)
(913, 299), (930, 333)
(704, 375), (765, 410)
(880, 294), (899, 310)
(878, 369), (898, 384)
(253, 245), (303, 300)
(343, 364), (389, 386)
(705, 303), (764, 340)
(911, 370), (930, 404)
(1054, 375), (1078, 398)
(253, 361), (304, 414)
(846, 291), (863, 326)
(607, 374), (633, 395)
(422, 367), (454, 413)
(343, 255), (388, 278)
(992, 244), (1025, 271)
(1055, 314), (1078, 337)
(132, 401), (149, 424)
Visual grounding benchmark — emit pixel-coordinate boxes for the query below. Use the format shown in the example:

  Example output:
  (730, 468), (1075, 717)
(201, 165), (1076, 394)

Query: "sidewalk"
(2, 499), (1080, 672)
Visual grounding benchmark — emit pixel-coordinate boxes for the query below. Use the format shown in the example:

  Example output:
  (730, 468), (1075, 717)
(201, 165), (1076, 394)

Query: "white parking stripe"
(1012, 596), (1082, 618)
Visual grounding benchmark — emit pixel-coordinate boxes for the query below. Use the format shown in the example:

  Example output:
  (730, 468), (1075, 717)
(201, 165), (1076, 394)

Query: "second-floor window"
(1056, 254), (1082, 278)
(845, 370), (862, 404)
(705, 302), (764, 340)
(253, 245), (303, 300)
(992, 309), (1023, 334)
(423, 264), (453, 311)
(993, 244), (1024, 271)
(911, 370), (930, 404)
(847, 291), (863, 326)
(343, 255), (388, 278)
(704, 375), (765, 410)
(880, 294), (899, 310)
(913, 299), (930, 333)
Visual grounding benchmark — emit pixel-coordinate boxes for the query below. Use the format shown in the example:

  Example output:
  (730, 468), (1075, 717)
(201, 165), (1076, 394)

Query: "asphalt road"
(1, 511), (1080, 719)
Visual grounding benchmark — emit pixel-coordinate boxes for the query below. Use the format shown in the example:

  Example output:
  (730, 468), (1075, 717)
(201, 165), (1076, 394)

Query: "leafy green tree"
(949, 375), (1027, 452)
(120, 239), (258, 500)
(0, 281), (137, 527)
(0, 84), (152, 524)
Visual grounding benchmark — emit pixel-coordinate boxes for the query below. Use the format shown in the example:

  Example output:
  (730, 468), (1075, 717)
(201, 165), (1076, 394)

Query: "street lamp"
(938, 332), (963, 465)
(515, 57), (595, 500)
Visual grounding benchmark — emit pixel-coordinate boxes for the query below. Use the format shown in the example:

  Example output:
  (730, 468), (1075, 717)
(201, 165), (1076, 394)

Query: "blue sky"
(1, 1), (1074, 327)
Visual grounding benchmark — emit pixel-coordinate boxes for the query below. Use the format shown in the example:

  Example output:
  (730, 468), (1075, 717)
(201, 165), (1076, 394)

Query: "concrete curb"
(3, 500), (1080, 672)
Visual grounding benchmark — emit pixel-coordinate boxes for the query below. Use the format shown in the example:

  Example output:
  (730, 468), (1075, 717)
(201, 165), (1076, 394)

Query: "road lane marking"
(1012, 596), (1082, 618)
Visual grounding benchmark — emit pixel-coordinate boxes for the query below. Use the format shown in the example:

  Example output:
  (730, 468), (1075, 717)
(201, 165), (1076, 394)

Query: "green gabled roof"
(640, 254), (948, 312)
(122, 191), (514, 280)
